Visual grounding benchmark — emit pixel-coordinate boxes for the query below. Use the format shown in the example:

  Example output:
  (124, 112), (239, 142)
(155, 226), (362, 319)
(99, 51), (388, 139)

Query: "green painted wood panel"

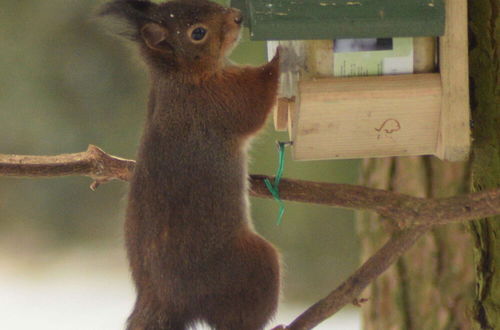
(230, 0), (444, 40)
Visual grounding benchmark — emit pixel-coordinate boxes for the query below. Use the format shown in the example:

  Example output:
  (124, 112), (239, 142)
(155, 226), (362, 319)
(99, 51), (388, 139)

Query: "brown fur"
(99, 1), (280, 329)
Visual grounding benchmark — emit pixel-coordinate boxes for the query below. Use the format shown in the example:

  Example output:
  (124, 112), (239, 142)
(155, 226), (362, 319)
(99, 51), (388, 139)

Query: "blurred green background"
(0, 0), (360, 309)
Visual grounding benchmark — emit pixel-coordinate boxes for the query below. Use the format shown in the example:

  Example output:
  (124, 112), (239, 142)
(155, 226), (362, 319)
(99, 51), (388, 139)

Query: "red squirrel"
(99, 0), (281, 329)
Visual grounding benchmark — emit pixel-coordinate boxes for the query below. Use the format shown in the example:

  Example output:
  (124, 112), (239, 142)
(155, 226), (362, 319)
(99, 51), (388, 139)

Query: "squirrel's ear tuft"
(98, 0), (159, 41)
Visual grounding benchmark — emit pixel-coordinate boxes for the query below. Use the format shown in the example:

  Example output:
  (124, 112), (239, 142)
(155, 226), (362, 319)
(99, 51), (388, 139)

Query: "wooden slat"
(435, 0), (470, 161)
(292, 74), (442, 160)
(413, 37), (437, 73)
(288, 98), (296, 141)
(305, 40), (334, 77)
(273, 97), (292, 131)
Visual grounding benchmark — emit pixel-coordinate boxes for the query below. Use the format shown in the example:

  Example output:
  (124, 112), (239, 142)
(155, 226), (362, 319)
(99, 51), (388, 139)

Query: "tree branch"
(3, 146), (498, 226)
(250, 176), (500, 228)
(1, 146), (499, 329)
(284, 225), (430, 330)
(0, 145), (135, 190)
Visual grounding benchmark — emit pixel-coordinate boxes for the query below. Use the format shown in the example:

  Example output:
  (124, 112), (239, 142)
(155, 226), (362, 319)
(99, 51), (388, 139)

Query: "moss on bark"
(469, 0), (500, 328)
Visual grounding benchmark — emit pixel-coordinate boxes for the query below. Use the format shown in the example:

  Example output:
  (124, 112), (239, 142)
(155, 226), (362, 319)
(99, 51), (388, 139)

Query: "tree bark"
(469, 0), (499, 328)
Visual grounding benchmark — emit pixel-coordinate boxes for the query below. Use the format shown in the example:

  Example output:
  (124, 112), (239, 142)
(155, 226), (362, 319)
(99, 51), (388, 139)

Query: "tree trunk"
(357, 0), (498, 328)
(469, 0), (499, 328)
(358, 157), (474, 329)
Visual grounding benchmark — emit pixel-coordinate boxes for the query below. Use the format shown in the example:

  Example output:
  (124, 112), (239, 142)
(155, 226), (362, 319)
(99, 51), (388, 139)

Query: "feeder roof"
(230, 0), (444, 40)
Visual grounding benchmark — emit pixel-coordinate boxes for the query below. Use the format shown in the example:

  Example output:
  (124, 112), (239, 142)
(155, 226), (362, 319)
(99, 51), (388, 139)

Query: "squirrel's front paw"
(270, 46), (281, 65)
(272, 45), (294, 70)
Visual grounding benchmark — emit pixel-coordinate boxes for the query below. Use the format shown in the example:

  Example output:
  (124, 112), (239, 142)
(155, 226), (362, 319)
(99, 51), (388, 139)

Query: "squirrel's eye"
(191, 27), (207, 41)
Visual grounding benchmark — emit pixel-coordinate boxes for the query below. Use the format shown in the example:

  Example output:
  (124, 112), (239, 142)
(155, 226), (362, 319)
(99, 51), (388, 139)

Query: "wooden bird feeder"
(231, 0), (470, 161)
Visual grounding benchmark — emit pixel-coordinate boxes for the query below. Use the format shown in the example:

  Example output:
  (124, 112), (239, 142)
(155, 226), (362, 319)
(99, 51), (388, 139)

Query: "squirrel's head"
(99, 0), (243, 74)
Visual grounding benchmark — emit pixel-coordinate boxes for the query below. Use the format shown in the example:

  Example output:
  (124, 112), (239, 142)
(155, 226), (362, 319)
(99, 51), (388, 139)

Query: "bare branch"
(249, 176), (500, 227)
(1, 146), (499, 226)
(0, 145), (135, 189)
(283, 225), (430, 329)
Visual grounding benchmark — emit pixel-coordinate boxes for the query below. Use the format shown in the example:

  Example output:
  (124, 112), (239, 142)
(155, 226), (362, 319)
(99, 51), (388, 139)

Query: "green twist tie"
(264, 141), (289, 225)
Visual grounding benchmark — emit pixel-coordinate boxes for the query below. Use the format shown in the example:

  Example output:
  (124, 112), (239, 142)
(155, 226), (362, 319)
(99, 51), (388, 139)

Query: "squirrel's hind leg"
(203, 233), (280, 330)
